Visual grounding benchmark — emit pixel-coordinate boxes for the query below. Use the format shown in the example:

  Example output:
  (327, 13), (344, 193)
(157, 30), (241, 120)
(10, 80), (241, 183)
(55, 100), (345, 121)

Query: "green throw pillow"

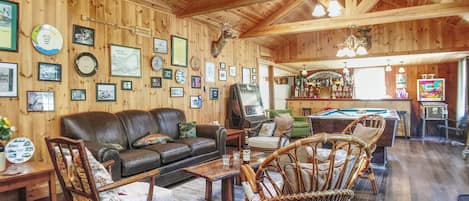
(133, 133), (173, 148)
(179, 121), (197, 138)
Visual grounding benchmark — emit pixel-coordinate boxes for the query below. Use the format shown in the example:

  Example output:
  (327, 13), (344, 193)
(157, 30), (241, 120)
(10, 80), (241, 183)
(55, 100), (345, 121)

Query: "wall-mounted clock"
(152, 55), (164, 71)
(190, 56), (201, 71)
(75, 52), (98, 77)
(175, 69), (186, 84)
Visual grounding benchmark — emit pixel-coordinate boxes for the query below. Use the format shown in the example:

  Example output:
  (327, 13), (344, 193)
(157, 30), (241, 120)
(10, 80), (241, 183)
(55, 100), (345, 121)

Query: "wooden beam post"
(177, 0), (275, 18)
(268, 65), (275, 109)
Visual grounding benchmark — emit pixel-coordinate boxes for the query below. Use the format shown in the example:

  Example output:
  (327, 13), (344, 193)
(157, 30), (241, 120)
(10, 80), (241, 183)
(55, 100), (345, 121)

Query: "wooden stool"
(397, 110), (409, 138)
(302, 108), (312, 116)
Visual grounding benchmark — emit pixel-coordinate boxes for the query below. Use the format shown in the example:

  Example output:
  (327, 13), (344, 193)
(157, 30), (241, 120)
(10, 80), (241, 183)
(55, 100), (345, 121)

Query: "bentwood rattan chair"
(245, 119), (294, 153)
(341, 114), (386, 194)
(241, 133), (372, 201)
(45, 136), (168, 201)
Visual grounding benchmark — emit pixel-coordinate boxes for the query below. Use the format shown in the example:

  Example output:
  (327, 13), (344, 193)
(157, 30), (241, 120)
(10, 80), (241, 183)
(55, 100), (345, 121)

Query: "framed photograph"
(219, 62), (226, 69)
(190, 95), (202, 109)
(170, 87), (184, 97)
(209, 87), (219, 100)
(27, 91), (54, 112)
(71, 89), (86, 101)
(72, 25), (94, 46)
(191, 76), (202, 88)
(0, 0), (18, 52)
(153, 38), (167, 54)
(0, 62), (17, 97)
(121, 80), (132, 90)
(150, 77), (162, 88)
(38, 62), (61, 82)
(219, 70), (227, 81)
(229, 66), (236, 77)
(252, 68), (257, 74)
(171, 35), (188, 67)
(96, 83), (116, 102)
(110, 44), (141, 77)
(205, 62), (215, 82)
(162, 68), (173, 79)
(242, 67), (251, 84)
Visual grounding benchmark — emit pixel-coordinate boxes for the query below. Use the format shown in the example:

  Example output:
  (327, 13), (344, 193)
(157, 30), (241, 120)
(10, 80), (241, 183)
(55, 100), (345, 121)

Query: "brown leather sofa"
(61, 108), (226, 186)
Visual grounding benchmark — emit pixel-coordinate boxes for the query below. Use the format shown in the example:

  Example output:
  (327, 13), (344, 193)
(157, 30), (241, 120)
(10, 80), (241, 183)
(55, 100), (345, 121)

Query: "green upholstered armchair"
(268, 109), (311, 138)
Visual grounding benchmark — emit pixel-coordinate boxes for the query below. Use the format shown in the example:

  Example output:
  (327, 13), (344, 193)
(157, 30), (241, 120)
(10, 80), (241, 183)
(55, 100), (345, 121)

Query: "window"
(354, 67), (386, 99)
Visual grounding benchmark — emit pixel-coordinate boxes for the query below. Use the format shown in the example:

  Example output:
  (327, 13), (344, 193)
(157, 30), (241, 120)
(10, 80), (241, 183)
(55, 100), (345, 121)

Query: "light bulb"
(385, 64), (392, 72)
(301, 69), (308, 76)
(398, 67), (405, 73)
(312, 3), (326, 17)
(356, 46), (368, 55)
(336, 48), (346, 57)
(328, 0), (342, 17)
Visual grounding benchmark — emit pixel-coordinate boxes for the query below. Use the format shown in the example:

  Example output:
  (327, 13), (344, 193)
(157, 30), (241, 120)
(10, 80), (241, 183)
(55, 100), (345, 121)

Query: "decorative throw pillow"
(273, 113), (294, 137)
(133, 134), (173, 148)
(179, 122), (197, 138)
(352, 123), (379, 143)
(258, 122), (276, 137)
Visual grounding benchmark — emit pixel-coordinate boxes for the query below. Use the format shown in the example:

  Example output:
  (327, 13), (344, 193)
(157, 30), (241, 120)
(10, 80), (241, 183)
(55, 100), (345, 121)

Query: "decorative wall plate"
(175, 69), (186, 84)
(31, 24), (63, 55)
(5, 137), (35, 164)
(75, 52), (98, 76)
(152, 55), (164, 71)
(190, 56), (201, 71)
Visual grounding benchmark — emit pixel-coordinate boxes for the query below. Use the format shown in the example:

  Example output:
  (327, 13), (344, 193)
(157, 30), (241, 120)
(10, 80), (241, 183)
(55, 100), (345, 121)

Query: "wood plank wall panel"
(0, 0), (262, 165)
(273, 18), (469, 63)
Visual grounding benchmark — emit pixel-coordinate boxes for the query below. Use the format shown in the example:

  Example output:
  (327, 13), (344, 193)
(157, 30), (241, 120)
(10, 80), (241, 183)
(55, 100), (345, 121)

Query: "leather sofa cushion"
(144, 143), (191, 165)
(116, 110), (160, 148)
(149, 108), (186, 139)
(119, 149), (161, 177)
(175, 137), (217, 156)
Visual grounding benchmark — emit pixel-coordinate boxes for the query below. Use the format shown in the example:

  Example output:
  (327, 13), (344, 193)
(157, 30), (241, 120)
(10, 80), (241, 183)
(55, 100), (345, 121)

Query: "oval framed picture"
(175, 69), (186, 84)
(152, 55), (164, 71)
(75, 52), (98, 77)
(31, 24), (63, 55)
(5, 137), (35, 164)
(190, 56), (201, 71)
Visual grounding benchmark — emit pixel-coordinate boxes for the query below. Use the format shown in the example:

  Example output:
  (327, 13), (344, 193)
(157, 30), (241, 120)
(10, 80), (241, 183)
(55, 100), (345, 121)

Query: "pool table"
(309, 108), (399, 164)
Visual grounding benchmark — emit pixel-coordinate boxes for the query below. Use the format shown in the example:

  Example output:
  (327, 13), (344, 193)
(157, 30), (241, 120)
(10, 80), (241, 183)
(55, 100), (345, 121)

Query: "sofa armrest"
(83, 141), (123, 180)
(293, 116), (307, 122)
(196, 125), (226, 155)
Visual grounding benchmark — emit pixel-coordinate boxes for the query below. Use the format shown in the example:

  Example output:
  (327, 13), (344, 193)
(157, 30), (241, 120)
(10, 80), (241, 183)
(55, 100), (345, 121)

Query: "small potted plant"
(0, 116), (14, 172)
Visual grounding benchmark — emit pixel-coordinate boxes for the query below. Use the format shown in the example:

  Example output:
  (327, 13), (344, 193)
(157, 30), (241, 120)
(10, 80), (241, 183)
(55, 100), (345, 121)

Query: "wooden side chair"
(240, 133), (372, 201)
(45, 136), (172, 201)
(341, 114), (386, 194)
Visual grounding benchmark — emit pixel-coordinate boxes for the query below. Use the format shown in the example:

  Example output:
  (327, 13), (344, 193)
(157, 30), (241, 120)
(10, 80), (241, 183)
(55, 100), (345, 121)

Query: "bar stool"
(397, 110), (409, 138)
(302, 108), (312, 116)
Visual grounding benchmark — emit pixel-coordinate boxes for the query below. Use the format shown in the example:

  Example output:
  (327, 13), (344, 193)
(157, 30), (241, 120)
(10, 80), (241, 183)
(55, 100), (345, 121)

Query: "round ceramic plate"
(175, 69), (186, 84)
(5, 137), (35, 164)
(31, 24), (63, 55)
(152, 55), (163, 71)
(190, 56), (201, 71)
(75, 52), (98, 76)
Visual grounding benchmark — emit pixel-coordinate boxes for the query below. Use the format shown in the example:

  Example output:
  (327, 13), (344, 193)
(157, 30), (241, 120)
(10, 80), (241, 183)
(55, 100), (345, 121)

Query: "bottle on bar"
(242, 134), (251, 164)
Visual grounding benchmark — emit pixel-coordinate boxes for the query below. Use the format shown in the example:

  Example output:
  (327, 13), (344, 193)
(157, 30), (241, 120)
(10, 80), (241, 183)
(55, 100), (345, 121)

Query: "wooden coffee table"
(226, 129), (244, 151)
(183, 152), (265, 201)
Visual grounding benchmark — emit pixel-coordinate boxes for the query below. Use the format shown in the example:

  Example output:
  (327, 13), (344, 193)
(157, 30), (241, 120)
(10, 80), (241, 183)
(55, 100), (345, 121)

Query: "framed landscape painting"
(0, 0), (18, 52)
(110, 44), (141, 77)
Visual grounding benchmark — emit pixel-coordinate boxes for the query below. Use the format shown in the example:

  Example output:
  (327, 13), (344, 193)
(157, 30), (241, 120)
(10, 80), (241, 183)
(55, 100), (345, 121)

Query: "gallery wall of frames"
(0, 0), (271, 163)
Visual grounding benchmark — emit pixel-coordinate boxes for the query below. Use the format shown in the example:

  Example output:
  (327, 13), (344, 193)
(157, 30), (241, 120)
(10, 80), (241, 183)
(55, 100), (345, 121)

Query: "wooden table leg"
(49, 172), (57, 201)
(222, 177), (234, 201)
(205, 179), (212, 201)
(237, 134), (242, 151)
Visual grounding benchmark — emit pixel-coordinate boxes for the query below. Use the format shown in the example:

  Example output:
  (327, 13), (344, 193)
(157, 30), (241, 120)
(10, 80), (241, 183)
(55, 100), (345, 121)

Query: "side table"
(0, 161), (56, 201)
(225, 129), (244, 151)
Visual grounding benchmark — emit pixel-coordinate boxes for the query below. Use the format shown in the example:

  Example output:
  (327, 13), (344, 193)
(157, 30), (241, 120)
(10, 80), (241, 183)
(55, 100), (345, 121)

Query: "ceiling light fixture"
(301, 65), (308, 77)
(328, 0), (342, 17)
(336, 26), (371, 58)
(398, 61), (405, 73)
(385, 59), (392, 72)
(312, 3), (326, 17)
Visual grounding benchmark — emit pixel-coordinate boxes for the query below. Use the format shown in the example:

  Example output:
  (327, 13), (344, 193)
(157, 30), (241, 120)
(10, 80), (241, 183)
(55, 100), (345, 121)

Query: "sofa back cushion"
(116, 110), (160, 148)
(149, 108), (186, 139)
(61, 111), (128, 149)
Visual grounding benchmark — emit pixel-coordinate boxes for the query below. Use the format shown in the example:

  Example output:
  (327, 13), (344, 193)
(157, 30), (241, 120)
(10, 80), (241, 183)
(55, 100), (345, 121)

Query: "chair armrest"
(102, 160), (115, 174)
(84, 141), (122, 180)
(240, 165), (258, 193)
(196, 125), (226, 155)
(293, 116), (307, 122)
(98, 168), (160, 192)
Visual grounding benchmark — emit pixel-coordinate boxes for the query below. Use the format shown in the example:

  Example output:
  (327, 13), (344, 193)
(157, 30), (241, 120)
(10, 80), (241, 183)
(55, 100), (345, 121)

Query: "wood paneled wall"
(273, 18), (469, 63)
(0, 0), (265, 163)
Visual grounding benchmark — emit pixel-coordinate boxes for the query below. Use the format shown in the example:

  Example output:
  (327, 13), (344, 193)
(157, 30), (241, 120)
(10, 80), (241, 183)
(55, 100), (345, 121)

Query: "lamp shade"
(328, 0), (342, 17)
(312, 3), (326, 17)
(356, 46), (368, 55)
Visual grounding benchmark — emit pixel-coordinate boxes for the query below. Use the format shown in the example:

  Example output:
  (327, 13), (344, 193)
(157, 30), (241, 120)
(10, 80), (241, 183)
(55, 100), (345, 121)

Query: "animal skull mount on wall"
(211, 23), (237, 58)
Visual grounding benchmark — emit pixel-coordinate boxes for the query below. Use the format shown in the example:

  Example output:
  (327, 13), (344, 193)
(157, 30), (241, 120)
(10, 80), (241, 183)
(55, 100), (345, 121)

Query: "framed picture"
(220, 62), (226, 69)
(252, 68), (257, 74)
(229, 66), (236, 77)
(242, 67), (251, 84)
(170, 87), (184, 97)
(27, 91), (54, 112)
(219, 70), (227, 81)
(153, 38), (167, 54)
(0, 62), (17, 97)
(209, 88), (219, 100)
(162, 68), (173, 79)
(205, 62), (215, 83)
(0, 0), (18, 52)
(110, 44), (141, 77)
(121, 80), (132, 90)
(72, 25), (94, 46)
(70, 89), (86, 101)
(38, 62), (61, 82)
(191, 76), (201, 88)
(171, 35), (188, 67)
(96, 83), (116, 102)
(190, 95), (202, 109)
(150, 77), (162, 88)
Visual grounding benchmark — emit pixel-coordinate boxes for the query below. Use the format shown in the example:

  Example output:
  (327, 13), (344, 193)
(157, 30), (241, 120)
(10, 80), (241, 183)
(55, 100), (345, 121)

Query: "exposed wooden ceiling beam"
(240, 2), (469, 38)
(431, 0), (469, 22)
(247, 0), (305, 32)
(345, 0), (358, 16)
(177, 0), (275, 18)
(355, 0), (380, 14)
